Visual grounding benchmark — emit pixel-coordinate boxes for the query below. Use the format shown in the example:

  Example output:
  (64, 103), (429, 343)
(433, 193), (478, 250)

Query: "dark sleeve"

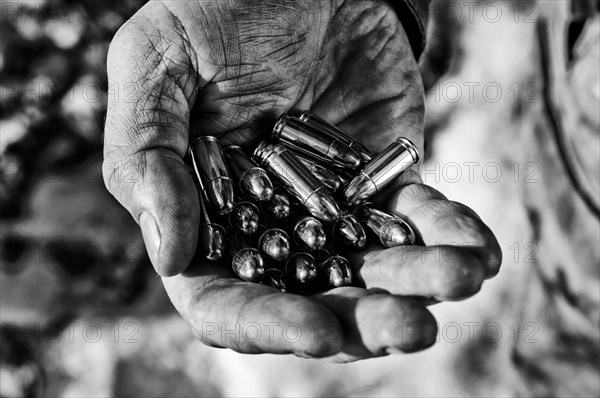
(388, 0), (431, 59)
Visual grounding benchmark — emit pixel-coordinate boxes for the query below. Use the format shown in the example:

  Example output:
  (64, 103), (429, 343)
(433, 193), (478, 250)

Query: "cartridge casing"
(253, 141), (341, 223)
(297, 155), (344, 192)
(191, 170), (226, 261)
(223, 145), (274, 202)
(273, 114), (362, 170)
(190, 136), (235, 214)
(343, 137), (419, 207)
(299, 110), (374, 162)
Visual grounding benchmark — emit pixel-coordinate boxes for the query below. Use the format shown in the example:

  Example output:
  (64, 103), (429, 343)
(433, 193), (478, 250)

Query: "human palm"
(103, 0), (501, 361)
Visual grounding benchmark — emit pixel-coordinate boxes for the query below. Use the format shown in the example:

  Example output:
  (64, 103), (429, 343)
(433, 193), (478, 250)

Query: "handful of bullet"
(189, 111), (419, 294)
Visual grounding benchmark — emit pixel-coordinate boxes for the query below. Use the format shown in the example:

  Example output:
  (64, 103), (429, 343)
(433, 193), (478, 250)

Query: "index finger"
(379, 177), (502, 277)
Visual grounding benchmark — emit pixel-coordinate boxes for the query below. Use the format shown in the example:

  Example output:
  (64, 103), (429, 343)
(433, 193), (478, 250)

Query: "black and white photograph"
(0, 0), (598, 396)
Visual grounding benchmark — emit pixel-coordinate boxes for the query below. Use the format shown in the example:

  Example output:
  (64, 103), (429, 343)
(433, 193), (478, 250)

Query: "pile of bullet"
(189, 111), (419, 294)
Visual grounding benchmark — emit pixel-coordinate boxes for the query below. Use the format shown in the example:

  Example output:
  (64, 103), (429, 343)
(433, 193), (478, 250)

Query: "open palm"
(103, 0), (501, 362)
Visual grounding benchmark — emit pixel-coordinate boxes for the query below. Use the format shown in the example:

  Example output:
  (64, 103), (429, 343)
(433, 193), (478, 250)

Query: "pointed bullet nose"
(232, 248), (265, 282)
(206, 177), (235, 215)
(198, 223), (226, 261)
(240, 169), (274, 202)
(380, 219), (416, 247)
(333, 214), (367, 249)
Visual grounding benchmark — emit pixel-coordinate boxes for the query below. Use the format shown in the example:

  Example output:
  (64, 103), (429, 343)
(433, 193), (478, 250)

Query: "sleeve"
(388, 0), (431, 59)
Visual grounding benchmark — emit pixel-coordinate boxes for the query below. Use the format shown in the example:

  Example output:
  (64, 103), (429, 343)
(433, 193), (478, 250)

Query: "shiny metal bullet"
(299, 110), (375, 162)
(261, 188), (291, 219)
(262, 268), (288, 292)
(292, 214), (327, 251)
(223, 145), (274, 202)
(191, 170), (226, 261)
(253, 141), (341, 223)
(227, 234), (265, 282)
(285, 252), (318, 284)
(229, 201), (260, 235)
(190, 136), (235, 214)
(273, 114), (362, 170)
(332, 213), (367, 249)
(296, 155), (344, 192)
(343, 137), (419, 207)
(354, 203), (416, 247)
(258, 227), (290, 262)
(319, 253), (352, 288)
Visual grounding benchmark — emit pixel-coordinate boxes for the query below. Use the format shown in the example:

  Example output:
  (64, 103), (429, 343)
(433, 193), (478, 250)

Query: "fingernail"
(140, 212), (161, 269)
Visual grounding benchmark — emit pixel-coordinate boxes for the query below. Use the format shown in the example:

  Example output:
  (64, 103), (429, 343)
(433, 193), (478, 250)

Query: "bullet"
(261, 188), (291, 219)
(258, 227), (290, 262)
(227, 233), (265, 282)
(332, 213), (367, 249)
(190, 136), (235, 214)
(298, 110), (375, 162)
(354, 203), (416, 247)
(191, 171), (226, 261)
(253, 141), (341, 223)
(296, 155), (344, 192)
(223, 145), (274, 202)
(292, 215), (327, 251)
(318, 253), (352, 288)
(262, 268), (288, 292)
(229, 201), (260, 235)
(273, 114), (362, 170)
(285, 252), (318, 284)
(343, 137), (419, 207)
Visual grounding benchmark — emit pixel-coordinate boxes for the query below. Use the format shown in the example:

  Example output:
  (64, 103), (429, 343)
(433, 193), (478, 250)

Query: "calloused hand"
(103, 0), (501, 361)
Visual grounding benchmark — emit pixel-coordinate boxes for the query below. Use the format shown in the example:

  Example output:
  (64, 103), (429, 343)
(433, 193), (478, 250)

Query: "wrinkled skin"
(103, 0), (502, 362)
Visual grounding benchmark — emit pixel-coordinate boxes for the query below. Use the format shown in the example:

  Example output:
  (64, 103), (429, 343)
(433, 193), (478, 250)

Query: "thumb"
(102, 11), (200, 276)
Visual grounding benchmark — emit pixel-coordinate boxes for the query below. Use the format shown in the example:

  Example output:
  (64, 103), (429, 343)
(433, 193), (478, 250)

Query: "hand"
(103, 0), (501, 361)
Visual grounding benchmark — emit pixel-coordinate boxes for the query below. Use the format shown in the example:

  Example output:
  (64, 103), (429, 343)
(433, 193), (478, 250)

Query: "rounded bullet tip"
(333, 214), (367, 249)
(240, 169), (274, 202)
(320, 256), (352, 288)
(230, 202), (260, 235)
(232, 249), (265, 282)
(285, 253), (318, 284)
(294, 217), (327, 251)
(259, 229), (290, 262)
(380, 219), (416, 247)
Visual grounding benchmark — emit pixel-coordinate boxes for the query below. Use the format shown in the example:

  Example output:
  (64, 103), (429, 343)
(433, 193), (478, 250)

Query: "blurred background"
(1, 0), (598, 397)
